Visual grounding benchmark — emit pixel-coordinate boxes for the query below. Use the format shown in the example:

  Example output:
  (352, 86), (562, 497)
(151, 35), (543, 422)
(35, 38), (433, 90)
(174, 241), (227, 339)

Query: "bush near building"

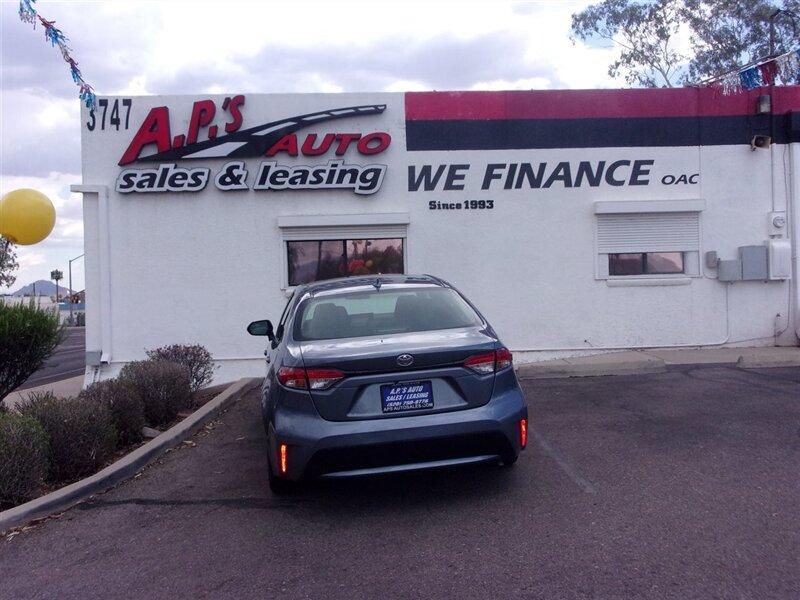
(0, 300), (65, 402)
(119, 360), (192, 426)
(146, 344), (215, 395)
(0, 412), (49, 507)
(17, 391), (117, 483)
(0, 353), (197, 509)
(79, 379), (145, 447)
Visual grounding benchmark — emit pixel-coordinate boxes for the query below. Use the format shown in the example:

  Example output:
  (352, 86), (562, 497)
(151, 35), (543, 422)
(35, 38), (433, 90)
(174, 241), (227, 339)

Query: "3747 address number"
(86, 98), (132, 131)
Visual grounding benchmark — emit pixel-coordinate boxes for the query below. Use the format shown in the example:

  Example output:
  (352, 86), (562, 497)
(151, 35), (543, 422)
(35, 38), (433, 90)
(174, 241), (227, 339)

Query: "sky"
(0, 0), (617, 293)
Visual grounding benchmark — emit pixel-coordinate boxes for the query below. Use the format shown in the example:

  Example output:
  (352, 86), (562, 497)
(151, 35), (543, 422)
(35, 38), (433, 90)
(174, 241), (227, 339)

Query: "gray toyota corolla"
(247, 274), (528, 493)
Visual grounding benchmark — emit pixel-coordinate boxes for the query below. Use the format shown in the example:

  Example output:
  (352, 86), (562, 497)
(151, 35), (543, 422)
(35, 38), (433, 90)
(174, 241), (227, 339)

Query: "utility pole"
(68, 253), (84, 325)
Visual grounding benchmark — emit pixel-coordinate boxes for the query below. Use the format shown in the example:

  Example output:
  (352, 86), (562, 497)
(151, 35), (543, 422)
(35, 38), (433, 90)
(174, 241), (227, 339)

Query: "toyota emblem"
(396, 354), (414, 367)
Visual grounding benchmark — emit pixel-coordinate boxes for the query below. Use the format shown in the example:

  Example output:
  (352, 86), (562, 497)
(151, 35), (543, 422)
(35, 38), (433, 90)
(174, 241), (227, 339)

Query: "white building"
(73, 88), (800, 384)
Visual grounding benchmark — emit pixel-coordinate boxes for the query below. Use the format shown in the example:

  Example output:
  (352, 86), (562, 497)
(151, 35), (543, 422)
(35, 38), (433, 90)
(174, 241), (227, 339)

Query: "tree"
(0, 236), (18, 290)
(571, 0), (687, 86)
(0, 300), (66, 403)
(685, 0), (798, 82)
(571, 0), (800, 87)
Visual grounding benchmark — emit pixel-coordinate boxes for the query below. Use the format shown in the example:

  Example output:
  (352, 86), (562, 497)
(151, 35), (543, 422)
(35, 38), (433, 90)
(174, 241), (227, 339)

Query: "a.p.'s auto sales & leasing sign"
(115, 96), (391, 195)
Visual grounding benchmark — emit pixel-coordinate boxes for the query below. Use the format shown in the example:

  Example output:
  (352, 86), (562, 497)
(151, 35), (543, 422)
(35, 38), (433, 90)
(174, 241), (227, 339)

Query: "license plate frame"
(380, 381), (434, 413)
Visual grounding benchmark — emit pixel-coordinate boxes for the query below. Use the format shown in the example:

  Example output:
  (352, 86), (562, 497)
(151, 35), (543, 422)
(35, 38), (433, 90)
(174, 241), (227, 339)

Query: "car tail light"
(464, 351), (496, 374)
(305, 369), (344, 390)
(496, 348), (513, 371)
(279, 443), (288, 474)
(519, 418), (528, 449)
(277, 366), (344, 390)
(277, 366), (307, 389)
(464, 348), (514, 374)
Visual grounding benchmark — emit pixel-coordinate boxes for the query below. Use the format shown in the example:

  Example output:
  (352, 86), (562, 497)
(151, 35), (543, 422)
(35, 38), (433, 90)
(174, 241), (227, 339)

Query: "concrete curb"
(0, 377), (261, 534)
(516, 348), (800, 380)
(736, 354), (800, 369)
(516, 357), (666, 380)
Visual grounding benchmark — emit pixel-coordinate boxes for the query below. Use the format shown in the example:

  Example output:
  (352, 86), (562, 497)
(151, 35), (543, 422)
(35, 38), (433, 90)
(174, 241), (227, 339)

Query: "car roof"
(298, 274), (448, 296)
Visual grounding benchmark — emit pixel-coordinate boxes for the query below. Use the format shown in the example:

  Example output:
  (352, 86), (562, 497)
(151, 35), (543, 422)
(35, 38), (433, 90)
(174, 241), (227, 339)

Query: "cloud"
(1, 0), (611, 289)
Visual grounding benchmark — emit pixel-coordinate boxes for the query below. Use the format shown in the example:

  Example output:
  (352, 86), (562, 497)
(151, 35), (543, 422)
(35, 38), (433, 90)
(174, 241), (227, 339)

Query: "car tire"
(501, 452), (518, 467)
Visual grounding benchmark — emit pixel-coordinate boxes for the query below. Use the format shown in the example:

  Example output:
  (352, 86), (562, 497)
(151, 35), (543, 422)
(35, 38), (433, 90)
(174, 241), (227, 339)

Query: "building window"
(608, 252), (684, 276)
(594, 207), (702, 280)
(287, 238), (404, 286)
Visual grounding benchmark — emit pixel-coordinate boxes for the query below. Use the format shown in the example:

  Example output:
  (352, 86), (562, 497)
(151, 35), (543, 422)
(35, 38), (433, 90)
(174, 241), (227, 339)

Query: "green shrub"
(17, 391), (117, 483)
(79, 379), (145, 447)
(0, 412), (49, 507)
(146, 344), (215, 394)
(118, 360), (191, 426)
(0, 299), (65, 400)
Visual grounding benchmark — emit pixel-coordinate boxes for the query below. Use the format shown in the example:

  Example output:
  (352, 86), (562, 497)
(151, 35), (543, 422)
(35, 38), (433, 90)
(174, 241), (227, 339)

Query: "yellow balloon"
(0, 189), (56, 245)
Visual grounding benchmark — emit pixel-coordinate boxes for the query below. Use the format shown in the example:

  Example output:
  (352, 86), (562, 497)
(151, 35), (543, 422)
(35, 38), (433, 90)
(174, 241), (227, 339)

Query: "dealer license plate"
(380, 381), (434, 413)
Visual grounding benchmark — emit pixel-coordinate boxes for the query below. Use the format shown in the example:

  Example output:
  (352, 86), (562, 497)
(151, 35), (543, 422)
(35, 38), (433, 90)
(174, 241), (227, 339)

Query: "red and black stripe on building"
(404, 87), (800, 151)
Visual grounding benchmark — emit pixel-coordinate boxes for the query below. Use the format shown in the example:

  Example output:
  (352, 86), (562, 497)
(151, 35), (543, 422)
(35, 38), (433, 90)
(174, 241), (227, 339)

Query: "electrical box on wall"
(739, 245), (768, 280)
(718, 260), (742, 281)
(767, 239), (792, 280)
(768, 212), (787, 236)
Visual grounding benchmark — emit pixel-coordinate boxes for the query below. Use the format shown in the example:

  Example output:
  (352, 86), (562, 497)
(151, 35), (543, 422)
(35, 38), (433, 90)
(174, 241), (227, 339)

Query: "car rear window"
(295, 287), (483, 341)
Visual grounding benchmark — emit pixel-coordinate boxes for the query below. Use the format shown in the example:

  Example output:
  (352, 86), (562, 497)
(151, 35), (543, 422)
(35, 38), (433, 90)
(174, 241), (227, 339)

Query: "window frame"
(278, 216), (410, 291)
(274, 291), (296, 342)
(292, 286), (484, 342)
(285, 237), (406, 288)
(593, 202), (703, 283)
(608, 252), (686, 277)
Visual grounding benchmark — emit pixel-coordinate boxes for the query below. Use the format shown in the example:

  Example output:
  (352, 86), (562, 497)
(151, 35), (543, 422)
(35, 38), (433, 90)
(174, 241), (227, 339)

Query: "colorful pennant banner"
(715, 48), (800, 95)
(18, 0), (96, 109)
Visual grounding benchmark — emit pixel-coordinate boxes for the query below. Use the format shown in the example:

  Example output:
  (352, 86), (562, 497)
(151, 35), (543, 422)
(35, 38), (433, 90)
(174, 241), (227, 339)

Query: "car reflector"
(279, 443), (288, 475)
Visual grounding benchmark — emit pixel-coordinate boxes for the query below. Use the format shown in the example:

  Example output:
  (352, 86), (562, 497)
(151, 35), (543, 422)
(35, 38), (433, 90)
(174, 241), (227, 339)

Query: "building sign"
(115, 97), (391, 195)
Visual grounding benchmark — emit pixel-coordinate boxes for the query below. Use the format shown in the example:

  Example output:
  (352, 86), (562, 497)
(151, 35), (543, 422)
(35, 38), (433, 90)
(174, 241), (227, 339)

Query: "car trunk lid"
(299, 327), (497, 421)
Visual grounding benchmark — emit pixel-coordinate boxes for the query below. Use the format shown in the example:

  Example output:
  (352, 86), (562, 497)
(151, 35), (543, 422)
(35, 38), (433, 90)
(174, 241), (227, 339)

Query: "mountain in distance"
(7, 280), (74, 297)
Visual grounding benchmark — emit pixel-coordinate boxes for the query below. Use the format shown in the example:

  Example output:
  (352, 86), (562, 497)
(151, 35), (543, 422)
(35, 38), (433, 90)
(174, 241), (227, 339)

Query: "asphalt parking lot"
(16, 327), (85, 390)
(2, 366), (799, 599)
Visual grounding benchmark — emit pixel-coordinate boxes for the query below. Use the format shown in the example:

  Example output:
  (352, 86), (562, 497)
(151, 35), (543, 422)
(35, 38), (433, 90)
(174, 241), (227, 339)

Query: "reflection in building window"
(287, 239), (404, 286)
(608, 252), (684, 276)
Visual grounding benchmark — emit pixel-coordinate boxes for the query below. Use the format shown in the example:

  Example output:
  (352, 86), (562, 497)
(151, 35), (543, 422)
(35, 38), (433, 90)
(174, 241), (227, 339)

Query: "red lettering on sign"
(334, 133), (361, 156)
(118, 106), (171, 166)
(267, 134), (299, 157)
(186, 100), (216, 145)
(223, 95), (245, 133)
(357, 132), (391, 155)
(301, 133), (336, 156)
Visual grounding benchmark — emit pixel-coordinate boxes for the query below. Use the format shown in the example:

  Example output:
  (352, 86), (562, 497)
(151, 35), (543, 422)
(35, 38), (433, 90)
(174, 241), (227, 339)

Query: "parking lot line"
(530, 428), (597, 495)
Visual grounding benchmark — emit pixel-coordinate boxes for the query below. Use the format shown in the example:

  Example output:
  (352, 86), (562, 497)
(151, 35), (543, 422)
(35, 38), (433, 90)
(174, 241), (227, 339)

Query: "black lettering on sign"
(87, 98), (134, 131)
(408, 165), (446, 191)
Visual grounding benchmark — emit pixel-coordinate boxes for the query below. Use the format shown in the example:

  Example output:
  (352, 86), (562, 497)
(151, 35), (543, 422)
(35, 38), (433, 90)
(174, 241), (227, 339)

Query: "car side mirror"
(247, 319), (275, 342)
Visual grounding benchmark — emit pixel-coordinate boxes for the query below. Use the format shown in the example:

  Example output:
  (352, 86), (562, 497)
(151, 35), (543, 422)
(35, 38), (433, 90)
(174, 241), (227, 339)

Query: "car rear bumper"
(270, 386), (527, 481)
